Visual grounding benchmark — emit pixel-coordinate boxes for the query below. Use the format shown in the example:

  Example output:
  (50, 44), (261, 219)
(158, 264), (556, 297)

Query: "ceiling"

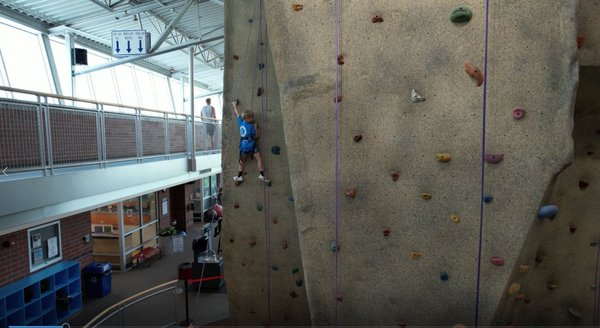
(0, 0), (224, 92)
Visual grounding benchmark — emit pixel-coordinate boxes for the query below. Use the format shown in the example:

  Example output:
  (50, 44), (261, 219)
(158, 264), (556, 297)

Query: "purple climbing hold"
(484, 153), (504, 164)
(538, 205), (558, 219)
(512, 107), (526, 120)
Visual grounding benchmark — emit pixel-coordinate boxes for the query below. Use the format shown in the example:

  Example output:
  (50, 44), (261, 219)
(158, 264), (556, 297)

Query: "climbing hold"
(436, 153), (451, 162)
(483, 195), (493, 203)
(577, 34), (585, 49)
(491, 256), (504, 266)
(330, 241), (340, 252)
(249, 240), (256, 246)
(295, 279), (304, 287)
(515, 294), (526, 301)
(337, 54), (344, 65)
(334, 95), (342, 103)
(440, 272), (449, 281)
(271, 265), (279, 271)
(241, 261), (246, 267)
(420, 192), (432, 200)
(271, 146), (281, 155)
(234, 203), (240, 209)
(450, 214), (460, 223)
(568, 307), (583, 320)
(450, 6), (473, 23)
(233, 55), (240, 61)
(591, 285), (597, 289)
(371, 15), (384, 23)
(390, 171), (400, 181)
(579, 181), (589, 189)
(282, 242), (288, 249)
(258, 63), (265, 70)
(592, 241), (600, 246)
(519, 265), (529, 273)
(257, 87), (263, 97)
(229, 238), (234, 243)
(288, 195), (295, 202)
(257, 204), (263, 211)
(336, 294), (343, 301)
(508, 283), (521, 295)
(353, 133), (363, 142)
(248, 18), (254, 23)
(250, 308), (256, 314)
(535, 250), (545, 262)
(292, 267), (299, 274)
(464, 62), (483, 87)
(538, 205), (558, 219)
(409, 251), (422, 260)
(345, 188), (357, 199)
(289, 290), (298, 298)
(292, 4), (303, 11)
(512, 107), (526, 120)
(411, 89), (426, 102)
(272, 219), (279, 224)
(383, 227), (391, 237)
(547, 283), (558, 290)
(484, 153), (504, 164)
(588, 151), (594, 156)
(569, 224), (577, 233)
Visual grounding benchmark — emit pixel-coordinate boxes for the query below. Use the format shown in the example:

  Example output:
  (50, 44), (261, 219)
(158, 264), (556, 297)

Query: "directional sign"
(111, 30), (151, 56)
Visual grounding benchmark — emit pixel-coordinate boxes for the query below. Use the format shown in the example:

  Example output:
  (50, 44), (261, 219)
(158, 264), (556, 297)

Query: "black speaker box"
(72, 48), (88, 65)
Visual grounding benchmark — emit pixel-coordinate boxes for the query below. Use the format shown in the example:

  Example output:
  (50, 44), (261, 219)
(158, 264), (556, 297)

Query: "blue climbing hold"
(271, 265), (279, 271)
(288, 196), (295, 202)
(258, 63), (265, 70)
(538, 205), (558, 219)
(440, 272), (449, 281)
(330, 242), (340, 252)
(483, 195), (493, 203)
(271, 146), (281, 155)
(295, 279), (304, 287)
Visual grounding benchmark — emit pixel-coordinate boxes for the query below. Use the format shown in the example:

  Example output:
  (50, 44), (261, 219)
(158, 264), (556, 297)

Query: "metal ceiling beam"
(87, 0), (115, 12)
(0, 5), (50, 32)
(69, 0), (183, 26)
(150, 0), (194, 53)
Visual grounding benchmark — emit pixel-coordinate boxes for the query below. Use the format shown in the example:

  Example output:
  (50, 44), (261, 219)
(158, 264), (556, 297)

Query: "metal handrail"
(83, 279), (179, 328)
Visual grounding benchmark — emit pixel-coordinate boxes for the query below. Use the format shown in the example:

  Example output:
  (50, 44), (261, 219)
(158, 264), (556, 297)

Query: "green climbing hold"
(292, 267), (299, 274)
(257, 204), (263, 211)
(330, 241), (340, 252)
(295, 279), (304, 287)
(450, 6), (473, 23)
(250, 308), (256, 314)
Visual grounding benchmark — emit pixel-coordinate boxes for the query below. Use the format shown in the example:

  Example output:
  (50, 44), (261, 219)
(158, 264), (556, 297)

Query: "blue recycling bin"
(84, 262), (112, 298)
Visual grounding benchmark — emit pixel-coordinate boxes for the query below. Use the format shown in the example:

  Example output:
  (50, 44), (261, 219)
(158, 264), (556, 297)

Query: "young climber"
(232, 100), (270, 184)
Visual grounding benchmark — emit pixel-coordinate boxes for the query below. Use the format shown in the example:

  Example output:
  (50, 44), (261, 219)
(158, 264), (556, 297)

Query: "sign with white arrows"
(111, 30), (151, 56)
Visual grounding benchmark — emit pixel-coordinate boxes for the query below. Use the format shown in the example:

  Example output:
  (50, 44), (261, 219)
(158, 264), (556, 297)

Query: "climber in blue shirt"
(232, 100), (270, 184)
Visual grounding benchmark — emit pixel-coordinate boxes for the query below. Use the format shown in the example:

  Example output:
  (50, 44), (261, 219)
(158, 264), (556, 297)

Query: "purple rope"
(474, 0), (490, 326)
(334, 0), (340, 325)
(594, 242), (600, 325)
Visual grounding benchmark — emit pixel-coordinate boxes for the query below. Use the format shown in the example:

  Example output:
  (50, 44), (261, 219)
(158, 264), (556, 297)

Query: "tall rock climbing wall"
(221, 0), (311, 325)
(223, 0), (579, 325)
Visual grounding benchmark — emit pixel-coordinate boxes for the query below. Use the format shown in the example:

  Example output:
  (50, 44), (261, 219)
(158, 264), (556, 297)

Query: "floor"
(67, 222), (231, 327)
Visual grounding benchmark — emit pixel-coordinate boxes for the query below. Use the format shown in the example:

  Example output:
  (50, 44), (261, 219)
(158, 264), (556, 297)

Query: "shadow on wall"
(493, 66), (600, 326)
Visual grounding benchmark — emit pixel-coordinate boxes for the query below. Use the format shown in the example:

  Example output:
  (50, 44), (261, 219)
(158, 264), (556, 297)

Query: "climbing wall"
(490, 67), (600, 325)
(221, 0), (311, 325)
(259, 0), (577, 326)
(578, 0), (600, 66)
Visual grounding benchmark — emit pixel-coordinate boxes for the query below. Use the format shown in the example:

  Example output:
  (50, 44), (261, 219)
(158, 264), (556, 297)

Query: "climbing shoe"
(258, 175), (270, 183)
(233, 176), (244, 182)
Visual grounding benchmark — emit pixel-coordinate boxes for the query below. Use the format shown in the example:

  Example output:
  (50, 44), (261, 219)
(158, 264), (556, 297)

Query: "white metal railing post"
(36, 95), (47, 173)
(164, 112), (170, 159)
(136, 109), (143, 163)
(43, 95), (54, 175)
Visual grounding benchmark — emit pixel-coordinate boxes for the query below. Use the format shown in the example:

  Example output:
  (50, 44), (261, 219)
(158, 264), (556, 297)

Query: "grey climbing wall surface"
(221, 0), (310, 325)
(578, 0), (600, 65)
(492, 66), (600, 326)
(222, 0), (585, 326)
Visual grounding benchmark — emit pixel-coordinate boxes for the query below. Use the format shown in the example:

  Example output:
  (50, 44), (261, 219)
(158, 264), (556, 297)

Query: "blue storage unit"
(84, 262), (112, 298)
(0, 261), (82, 328)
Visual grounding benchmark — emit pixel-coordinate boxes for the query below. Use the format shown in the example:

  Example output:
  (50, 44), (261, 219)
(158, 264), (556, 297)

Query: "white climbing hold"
(411, 89), (426, 102)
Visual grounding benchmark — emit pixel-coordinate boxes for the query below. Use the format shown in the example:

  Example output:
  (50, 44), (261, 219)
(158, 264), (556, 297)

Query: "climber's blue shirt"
(238, 115), (256, 153)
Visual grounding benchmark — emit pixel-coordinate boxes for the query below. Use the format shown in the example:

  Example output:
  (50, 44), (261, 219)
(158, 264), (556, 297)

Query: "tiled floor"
(67, 222), (230, 327)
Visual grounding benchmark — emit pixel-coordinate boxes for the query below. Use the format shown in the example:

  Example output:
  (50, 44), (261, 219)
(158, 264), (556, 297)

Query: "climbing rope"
(474, 0), (491, 326)
(334, 0), (341, 325)
(594, 243), (600, 325)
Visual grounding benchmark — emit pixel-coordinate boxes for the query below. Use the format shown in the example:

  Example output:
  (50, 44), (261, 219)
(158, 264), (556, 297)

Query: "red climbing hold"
(337, 54), (345, 65)
(512, 107), (525, 120)
(577, 34), (585, 49)
(464, 62), (483, 87)
(491, 256), (504, 266)
(233, 55), (240, 61)
(383, 228), (391, 237)
(390, 171), (400, 181)
(484, 153), (504, 164)
(371, 15), (384, 23)
(334, 95), (342, 103)
(353, 133), (363, 142)
(345, 188), (357, 199)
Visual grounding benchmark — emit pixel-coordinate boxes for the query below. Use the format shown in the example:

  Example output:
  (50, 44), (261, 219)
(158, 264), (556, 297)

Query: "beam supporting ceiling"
(150, 0), (194, 53)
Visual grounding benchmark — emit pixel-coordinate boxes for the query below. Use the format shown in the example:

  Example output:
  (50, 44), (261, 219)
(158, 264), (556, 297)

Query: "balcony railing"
(0, 86), (221, 177)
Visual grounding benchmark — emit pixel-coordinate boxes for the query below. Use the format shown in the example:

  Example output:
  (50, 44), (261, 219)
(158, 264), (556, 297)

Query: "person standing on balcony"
(201, 98), (216, 149)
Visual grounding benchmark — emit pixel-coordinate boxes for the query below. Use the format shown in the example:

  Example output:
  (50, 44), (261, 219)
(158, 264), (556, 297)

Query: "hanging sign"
(111, 30), (151, 56)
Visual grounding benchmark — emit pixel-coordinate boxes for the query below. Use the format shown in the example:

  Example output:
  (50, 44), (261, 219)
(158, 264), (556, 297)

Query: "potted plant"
(158, 226), (178, 256)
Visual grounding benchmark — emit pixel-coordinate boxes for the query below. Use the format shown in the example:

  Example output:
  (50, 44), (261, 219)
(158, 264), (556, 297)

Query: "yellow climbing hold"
(508, 283), (521, 295)
(547, 283), (558, 290)
(436, 153), (452, 162)
(519, 265), (529, 273)
(420, 192), (432, 200)
(450, 213), (460, 223)
(409, 251), (422, 260)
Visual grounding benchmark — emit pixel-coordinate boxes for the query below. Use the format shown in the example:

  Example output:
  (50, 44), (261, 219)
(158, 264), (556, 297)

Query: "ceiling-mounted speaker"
(72, 48), (88, 66)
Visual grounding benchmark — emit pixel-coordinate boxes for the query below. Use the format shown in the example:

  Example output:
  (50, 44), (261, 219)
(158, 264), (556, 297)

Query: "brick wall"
(169, 182), (195, 233)
(0, 213), (93, 288)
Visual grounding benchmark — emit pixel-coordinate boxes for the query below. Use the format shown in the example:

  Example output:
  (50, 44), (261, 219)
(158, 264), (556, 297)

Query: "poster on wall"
(33, 248), (43, 264)
(31, 233), (41, 248)
(47, 237), (58, 258)
(162, 198), (168, 216)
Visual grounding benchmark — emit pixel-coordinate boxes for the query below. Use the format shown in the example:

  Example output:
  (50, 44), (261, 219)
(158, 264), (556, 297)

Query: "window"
(201, 174), (220, 210)
(28, 221), (62, 272)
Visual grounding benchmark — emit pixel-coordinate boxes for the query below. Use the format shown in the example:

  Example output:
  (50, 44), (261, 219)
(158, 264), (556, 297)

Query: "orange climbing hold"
(345, 188), (357, 199)
(292, 4), (303, 11)
(409, 251), (422, 260)
(464, 62), (483, 87)
(334, 95), (342, 103)
(353, 133), (363, 142)
(337, 54), (345, 65)
(372, 15), (384, 23)
(233, 55), (239, 60)
(577, 34), (585, 49)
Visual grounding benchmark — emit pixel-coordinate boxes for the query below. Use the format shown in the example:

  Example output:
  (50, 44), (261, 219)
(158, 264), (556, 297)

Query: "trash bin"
(84, 262), (112, 298)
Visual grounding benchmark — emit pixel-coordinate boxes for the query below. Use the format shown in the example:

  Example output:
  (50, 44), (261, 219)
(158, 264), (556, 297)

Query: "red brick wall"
(170, 182), (195, 233)
(0, 212), (93, 288)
